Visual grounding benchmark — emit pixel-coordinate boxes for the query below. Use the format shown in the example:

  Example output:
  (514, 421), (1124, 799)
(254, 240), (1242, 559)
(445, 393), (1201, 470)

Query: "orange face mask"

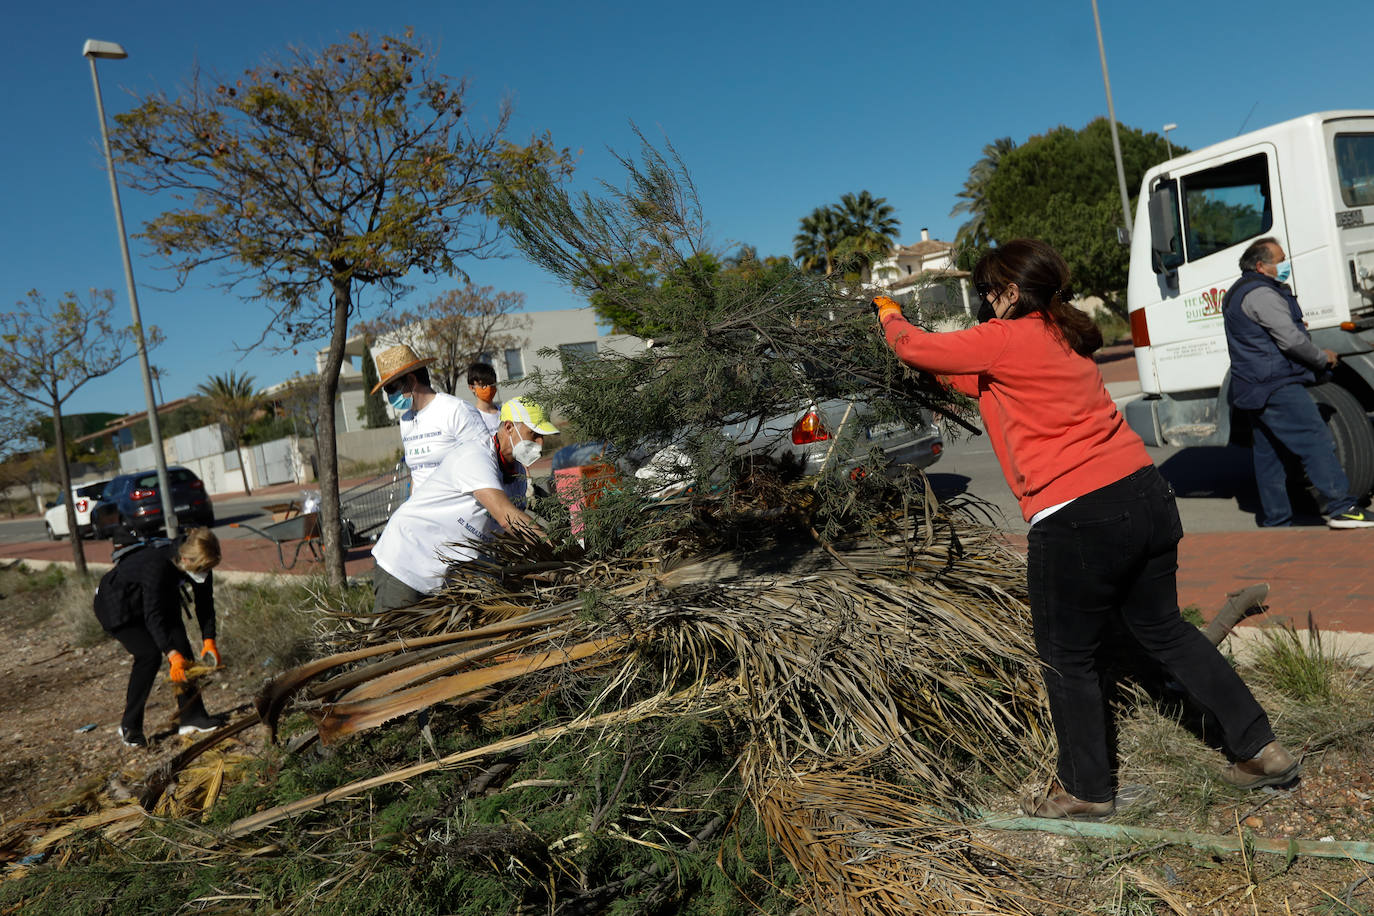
(472, 385), (497, 402)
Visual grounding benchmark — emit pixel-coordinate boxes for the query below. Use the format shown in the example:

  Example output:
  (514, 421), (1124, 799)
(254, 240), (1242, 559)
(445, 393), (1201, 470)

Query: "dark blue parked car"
(91, 466), (216, 539)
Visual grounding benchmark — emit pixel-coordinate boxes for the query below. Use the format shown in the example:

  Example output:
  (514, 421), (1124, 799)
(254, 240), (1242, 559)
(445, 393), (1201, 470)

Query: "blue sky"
(3, 0), (1366, 417)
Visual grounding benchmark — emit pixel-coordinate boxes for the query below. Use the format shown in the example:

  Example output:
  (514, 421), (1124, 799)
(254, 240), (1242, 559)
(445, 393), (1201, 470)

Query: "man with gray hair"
(1221, 236), (1374, 528)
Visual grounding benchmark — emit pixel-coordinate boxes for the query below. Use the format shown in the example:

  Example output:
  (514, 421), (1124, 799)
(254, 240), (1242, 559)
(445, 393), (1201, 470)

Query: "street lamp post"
(1090, 0), (1134, 245)
(83, 38), (179, 540)
(1163, 122), (1178, 159)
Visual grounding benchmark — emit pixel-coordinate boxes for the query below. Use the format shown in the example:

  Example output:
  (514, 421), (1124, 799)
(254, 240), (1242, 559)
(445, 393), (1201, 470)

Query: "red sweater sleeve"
(883, 313), (1008, 397)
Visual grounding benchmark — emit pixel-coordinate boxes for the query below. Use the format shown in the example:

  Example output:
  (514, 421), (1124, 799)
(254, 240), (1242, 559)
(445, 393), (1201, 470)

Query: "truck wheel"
(46, 523), (60, 541)
(1309, 382), (1374, 499)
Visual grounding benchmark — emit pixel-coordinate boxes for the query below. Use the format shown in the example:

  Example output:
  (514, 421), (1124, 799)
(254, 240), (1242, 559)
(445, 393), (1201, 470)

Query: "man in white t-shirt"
(372, 345), (487, 490)
(370, 396), (558, 613)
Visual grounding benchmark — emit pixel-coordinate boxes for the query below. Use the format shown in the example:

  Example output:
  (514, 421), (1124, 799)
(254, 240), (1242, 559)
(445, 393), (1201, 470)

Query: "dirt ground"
(0, 582), (265, 820)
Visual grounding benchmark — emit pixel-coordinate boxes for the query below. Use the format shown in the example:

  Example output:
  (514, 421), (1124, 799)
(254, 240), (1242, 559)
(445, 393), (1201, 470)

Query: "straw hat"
(371, 345), (437, 394)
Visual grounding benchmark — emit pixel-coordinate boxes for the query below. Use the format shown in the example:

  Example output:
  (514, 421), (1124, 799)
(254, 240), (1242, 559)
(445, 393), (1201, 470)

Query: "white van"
(1123, 111), (1374, 494)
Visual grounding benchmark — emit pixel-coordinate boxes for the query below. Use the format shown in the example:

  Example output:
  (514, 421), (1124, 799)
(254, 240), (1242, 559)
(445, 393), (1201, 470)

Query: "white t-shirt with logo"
(401, 393), (487, 490)
(372, 437), (525, 593)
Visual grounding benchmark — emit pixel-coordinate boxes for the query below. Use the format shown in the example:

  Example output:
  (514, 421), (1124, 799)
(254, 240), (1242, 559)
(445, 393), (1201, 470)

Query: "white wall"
(336, 426), (403, 470)
(117, 426), (312, 495)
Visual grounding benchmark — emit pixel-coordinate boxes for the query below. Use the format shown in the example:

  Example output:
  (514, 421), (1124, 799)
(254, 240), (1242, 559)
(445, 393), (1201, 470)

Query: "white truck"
(1123, 111), (1374, 496)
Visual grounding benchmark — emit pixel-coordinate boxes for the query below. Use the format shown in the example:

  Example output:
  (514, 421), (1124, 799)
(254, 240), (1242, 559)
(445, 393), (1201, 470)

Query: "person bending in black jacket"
(94, 528), (226, 747)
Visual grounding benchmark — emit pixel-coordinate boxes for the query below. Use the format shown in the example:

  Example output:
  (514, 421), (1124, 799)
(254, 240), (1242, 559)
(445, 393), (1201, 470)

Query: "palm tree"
(793, 207), (844, 275)
(149, 365), (169, 406)
(196, 371), (262, 495)
(833, 190), (901, 279)
(951, 137), (1016, 248)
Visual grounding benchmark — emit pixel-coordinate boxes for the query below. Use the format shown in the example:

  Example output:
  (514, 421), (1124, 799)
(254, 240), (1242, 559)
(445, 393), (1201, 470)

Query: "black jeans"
(110, 623), (207, 736)
(1027, 465), (1274, 802)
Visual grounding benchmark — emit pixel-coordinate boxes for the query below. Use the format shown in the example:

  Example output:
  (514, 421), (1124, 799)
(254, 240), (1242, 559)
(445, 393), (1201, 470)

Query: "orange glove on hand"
(873, 295), (904, 325)
(200, 638), (221, 668)
(167, 651), (189, 684)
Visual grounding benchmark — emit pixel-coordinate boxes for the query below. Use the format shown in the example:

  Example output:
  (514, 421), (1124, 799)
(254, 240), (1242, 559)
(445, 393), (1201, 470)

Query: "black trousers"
(1026, 465), (1275, 802)
(110, 623), (207, 736)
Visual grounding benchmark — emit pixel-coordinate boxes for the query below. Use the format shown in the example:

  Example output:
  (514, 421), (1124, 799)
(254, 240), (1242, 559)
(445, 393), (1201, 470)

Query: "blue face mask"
(386, 389), (413, 412)
(1274, 259), (1292, 283)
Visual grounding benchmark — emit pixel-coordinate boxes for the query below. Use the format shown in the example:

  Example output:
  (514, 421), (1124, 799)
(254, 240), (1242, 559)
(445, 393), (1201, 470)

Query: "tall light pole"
(1163, 122), (1178, 159)
(83, 39), (179, 540)
(1090, 0), (1134, 245)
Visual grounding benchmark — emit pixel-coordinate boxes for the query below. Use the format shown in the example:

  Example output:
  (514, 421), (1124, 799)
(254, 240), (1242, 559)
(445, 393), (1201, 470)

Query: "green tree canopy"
(111, 28), (572, 585)
(980, 118), (1180, 312)
(950, 136), (1016, 250)
(491, 136), (970, 549)
(793, 192), (901, 282)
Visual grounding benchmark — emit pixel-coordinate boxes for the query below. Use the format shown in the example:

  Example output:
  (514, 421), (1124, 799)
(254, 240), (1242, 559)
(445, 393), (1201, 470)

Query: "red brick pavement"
(997, 527), (1374, 635)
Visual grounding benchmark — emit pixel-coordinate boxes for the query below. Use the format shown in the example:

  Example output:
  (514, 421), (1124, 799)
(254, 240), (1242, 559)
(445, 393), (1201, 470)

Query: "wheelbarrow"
(230, 512), (325, 570)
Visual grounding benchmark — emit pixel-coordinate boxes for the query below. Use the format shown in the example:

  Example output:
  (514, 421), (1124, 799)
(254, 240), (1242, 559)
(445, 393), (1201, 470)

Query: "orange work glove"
(167, 651), (189, 684)
(200, 638), (221, 668)
(873, 295), (904, 325)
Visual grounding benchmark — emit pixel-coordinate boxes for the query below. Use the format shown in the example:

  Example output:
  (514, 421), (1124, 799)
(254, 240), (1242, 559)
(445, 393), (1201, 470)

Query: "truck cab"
(1124, 111), (1374, 495)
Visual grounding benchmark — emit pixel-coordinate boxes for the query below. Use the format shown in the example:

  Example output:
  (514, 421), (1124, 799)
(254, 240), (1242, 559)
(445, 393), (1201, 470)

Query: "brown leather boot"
(1022, 784), (1114, 820)
(1222, 741), (1301, 788)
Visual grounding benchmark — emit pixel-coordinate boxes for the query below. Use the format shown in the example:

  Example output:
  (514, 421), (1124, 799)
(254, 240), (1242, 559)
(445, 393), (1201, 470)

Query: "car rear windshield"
(76, 483), (105, 498)
(133, 469), (200, 488)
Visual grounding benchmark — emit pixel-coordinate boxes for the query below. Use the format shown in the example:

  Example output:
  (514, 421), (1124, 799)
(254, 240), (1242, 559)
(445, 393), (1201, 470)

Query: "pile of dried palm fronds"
(176, 477), (1046, 914)
(0, 744), (255, 881)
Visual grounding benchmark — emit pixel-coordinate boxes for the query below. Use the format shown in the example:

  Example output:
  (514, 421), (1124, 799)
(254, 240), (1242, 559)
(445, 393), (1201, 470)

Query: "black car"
(91, 466), (216, 539)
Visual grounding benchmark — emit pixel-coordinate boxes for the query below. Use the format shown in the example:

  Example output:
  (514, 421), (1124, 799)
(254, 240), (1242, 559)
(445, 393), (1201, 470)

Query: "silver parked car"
(721, 398), (943, 477)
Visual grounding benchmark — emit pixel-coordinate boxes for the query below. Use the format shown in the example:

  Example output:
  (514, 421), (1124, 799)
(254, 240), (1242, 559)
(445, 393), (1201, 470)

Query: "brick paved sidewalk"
(996, 526), (1374, 635)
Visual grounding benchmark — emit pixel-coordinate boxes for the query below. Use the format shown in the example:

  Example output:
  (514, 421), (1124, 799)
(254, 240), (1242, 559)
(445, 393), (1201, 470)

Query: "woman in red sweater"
(877, 239), (1297, 818)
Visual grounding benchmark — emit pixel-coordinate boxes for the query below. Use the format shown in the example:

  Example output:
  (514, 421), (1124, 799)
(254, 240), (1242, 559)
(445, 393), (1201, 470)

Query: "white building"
(869, 228), (973, 317)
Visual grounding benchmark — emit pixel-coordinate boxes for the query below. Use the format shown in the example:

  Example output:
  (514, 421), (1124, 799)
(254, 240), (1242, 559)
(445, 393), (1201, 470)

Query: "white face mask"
(511, 427), (543, 467)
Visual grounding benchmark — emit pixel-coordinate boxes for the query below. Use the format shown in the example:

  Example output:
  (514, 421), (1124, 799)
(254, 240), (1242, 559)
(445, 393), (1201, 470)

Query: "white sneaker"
(177, 714), (225, 735)
(1327, 509), (1374, 529)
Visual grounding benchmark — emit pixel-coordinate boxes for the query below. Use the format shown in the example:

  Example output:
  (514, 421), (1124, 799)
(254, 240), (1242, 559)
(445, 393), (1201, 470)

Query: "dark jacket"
(93, 541), (216, 654)
(1222, 271), (1317, 410)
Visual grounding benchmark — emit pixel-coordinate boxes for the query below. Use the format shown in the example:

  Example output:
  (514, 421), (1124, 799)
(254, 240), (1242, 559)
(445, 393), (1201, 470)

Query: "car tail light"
(131, 487), (157, 501)
(76, 498), (89, 513)
(1129, 308), (1150, 347)
(791, 411), (829, 444)
(187, 478), (204, 490)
